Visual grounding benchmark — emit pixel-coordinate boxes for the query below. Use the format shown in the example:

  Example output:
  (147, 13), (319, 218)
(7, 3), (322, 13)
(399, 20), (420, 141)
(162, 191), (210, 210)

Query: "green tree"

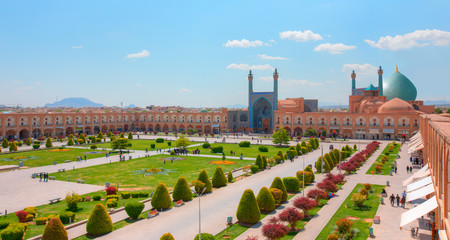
(120, 133), (124, 138)
(277, 150), (284, 160)
(160, 233), (175, 240)
(435, 108), (443, 114)
(67, 138), (74, 146)
(304, 165), (315, 181)
(196, 170), (212, 193)
(315, 156), (324, 172)
(25, 138), (32, 146)
(175, 135), (190, 149)
(262, 155), (268, 169)
(42, 217), (68, 240)
(128, 132), (133, 139)
(309, 138), (316, 150)
(270, 177), (288, 202)
(172, 177), (193, 201)
(255, 155), (263, 170)
(124, 202), (145, 219)
(110, 138), (132, 150)
(305, 128), (318, 137)
(79, 133), (86, 142)
(236, 189), (260, 224)
(9, 142), (17, 151)
(2, 138), (9, 148)
(295, 143), (302, 155)
(151, 183), (172, 210)
(256, 187), (276, 212)
(272, 127), (290, 146)
(97, 132), (104, 140)
(46, 137), (53, 148)
(211, 167), (227, 188)
(324, 153), (334, 169)
(86, 204), (113, 236)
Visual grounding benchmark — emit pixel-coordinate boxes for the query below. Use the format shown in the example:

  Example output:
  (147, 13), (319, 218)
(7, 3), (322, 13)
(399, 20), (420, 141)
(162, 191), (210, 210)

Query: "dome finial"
(395, 65), (398, 73)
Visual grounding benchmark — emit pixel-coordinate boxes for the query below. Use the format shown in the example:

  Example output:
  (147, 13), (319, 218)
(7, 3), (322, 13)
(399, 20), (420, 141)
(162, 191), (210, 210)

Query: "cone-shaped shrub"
(270, 188), (283, 204)
(212, 167), (227, 188)
(97, 132), (104, 139)
(314, 138), (319, 149)
(25, 138), (32, 146)
(329, 151), (337, 165)
(283, 177), (300, 192)
(315, 156), (324, 172)
(151, 183), (172, 210)
(296, 143), (302, 155)
(236, 189), (260, 224)
(42, 217), (68, 240)
(277, 150), (284, 160)
(86, 204), (113, 236)
(270, 177), (288, 202)
(125, 202), (145, 219)
(128, 132), (133, 139)
(196, 170), (212, 193)
(9, 142), (17, 152)
(172, 177), (193, 201)
(324, 153), (334, 169)
(304, 166), (315, 181)
(256, 187), (276, 212)
(2, 138), (8, 148)
(67, 138), (74, 146)
(255, 155), (263, 170)
(296, 171), (312, 185)
(160, 233), (175, 240)
(227, 171), (233, 183)
(262, 155), (268, 169)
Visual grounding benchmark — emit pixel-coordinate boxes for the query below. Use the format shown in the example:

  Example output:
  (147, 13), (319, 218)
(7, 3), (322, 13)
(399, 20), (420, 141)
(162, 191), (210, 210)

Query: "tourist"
(406, 166), (409, 173)
(394, 166), (398, 174)
(401, 196), (406, 208)
(389, 194), (395, 206)
(84, 155), (87, 161)
(381, 188), (387, 195)
(39, 172), (42, 182)
(402, 191), (407, 198)
(396, 194), (400, 207)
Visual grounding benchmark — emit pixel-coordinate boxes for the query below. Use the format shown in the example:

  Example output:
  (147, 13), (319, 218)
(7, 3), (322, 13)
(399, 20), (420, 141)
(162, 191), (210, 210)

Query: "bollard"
(386, 180), (390, 186)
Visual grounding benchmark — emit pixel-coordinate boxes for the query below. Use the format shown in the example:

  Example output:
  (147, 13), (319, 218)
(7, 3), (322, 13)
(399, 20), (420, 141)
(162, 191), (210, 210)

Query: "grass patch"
(206, 143), (289, 159)
(86, 139), (181, 151)
(315, 184), (384, 240)
(50, 155), (251, 190)
(0, 148), (110, 167)
(366, 142), (400, 175)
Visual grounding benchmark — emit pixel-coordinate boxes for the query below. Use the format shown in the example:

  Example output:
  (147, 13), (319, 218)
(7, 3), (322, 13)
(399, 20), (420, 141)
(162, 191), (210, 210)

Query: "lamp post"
(302, 154), (305, 197)
(321, 145), (324, 174)
(191, 186), (206, 240)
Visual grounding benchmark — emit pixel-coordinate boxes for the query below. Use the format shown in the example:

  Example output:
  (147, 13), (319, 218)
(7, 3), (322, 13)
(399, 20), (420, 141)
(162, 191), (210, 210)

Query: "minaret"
(378, 66), (383, 96)
(248, 70), (253, 114)
(273, 68), (278, 110)
(351, 70), (356, 94)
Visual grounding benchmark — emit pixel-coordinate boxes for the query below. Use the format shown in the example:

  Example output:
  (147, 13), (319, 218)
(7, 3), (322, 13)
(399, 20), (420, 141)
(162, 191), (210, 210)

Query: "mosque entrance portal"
(253, 98), (272, 133)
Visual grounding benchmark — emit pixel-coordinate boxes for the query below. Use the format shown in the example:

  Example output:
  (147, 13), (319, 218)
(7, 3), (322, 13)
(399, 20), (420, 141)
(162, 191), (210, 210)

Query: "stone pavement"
(93, 142), (347, 240)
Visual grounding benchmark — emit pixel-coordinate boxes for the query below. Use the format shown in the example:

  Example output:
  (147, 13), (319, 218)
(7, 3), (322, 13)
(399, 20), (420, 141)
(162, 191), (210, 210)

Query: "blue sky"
(1, 0), (450, 107)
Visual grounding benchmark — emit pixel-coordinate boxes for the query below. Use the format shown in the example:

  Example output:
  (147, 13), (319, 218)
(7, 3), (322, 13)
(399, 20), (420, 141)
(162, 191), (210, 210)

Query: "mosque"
(0, 66), (434, 140)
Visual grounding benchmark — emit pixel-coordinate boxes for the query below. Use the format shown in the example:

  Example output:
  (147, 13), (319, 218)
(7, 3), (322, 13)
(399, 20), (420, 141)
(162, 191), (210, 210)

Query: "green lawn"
(0, 148), (110, 168)
(316, 184), (384, 240)
(205, 143), (290, 159)
(86, 139), (181, 151)
(50, 155), (251, 191)
(0, 190), (148, 239)
(366, 142), (400, 175)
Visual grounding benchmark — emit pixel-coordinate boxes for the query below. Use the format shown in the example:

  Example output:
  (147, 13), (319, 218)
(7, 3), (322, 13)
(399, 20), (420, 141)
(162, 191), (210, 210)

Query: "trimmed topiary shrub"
(125, 202), (145, 219)
(59, 211), (75, 224)
(172, 177), (193, 201)
(296, 171), (312, 185)
(23, 207), (37, 217)
(270, 188), (283, 204)
(93, 195), (101, 201)
(16, 211), (28, 223)
(211, 146), (223, 153)
(160, 233), (175, 240)
(212, 167), (227, 188)
(131, 192), (140, 198)
(120, 192), (131, 199)
(270, 177), (288, 202)
(139, 192), (149, 198)
(283, 177), (300, 192)
(262, 155), (268, 169)
(194, 233), (214, 240)
(9, 142), (17, 152)
(202, 142), (211, 149)
(86, 204), (113, 236)
(239, 141), (250, 147)
(106, 186), (117, 195)
(1, 224), (25, 240)
(255, 155), (263, 170)
(65, 192), (82, 211)
(25, 214), (34, 222)
(151, 183), (172, 210)
(256, 187), (276, 212)
(2, 138), (9, 148)
(156, 138), (164, 143)
(227, 171), (233, 183)
(35, 217), (47, 225)
(196, 170), (212, 193)
(45, 137), (53, 148)
(0, 220), (9, 230)
(151, 143), (156, 149)
(41, 218), (69, 240)
(250, 165), (259, 174)
(106, 199), (117, 208)
(258, 146), (269, 152)
(236, 189), (260, 224)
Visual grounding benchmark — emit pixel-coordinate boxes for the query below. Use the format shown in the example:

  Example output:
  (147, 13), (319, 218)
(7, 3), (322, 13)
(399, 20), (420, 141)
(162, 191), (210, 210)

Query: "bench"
(58, 169), (65, 172)
(175, 200), (184, 207)
(373, 216), (380, 224)
(48, 176), (56, 180)
(64, 160), (71, 163)
(148, 210), (159, 218)
(76, 179), (85, 184)
(49, 198), (61, 204)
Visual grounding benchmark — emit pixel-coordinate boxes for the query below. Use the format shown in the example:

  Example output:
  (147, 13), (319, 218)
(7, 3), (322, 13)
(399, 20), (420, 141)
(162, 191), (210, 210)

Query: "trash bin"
(380, 197), (384, 205)
(227, 217), (233, 225)
(369, 227), (374, 237)
(386, 180), (390, 186)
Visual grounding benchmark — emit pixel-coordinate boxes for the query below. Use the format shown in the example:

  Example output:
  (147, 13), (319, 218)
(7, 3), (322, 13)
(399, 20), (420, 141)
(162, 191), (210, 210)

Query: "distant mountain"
(124, 104), (136, 108)
(44, 98), (103, 108)
(223, 104), (247, 109)
(424, 100), (450, 107)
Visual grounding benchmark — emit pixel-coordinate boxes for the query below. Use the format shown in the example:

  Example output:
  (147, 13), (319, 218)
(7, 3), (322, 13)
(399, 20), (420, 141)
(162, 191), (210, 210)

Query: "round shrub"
(194, 233), (214, 240)
(0, 220), (9, 230)
(15, 211), (28, 223)
(93, 195), (101, 201)
(106, 186), (117, 195)
(212, 167), (227, 188)
(131, 192), (140, 198)
(282, 177), (300, 192)
(270, 177), (288, 202)
(270, 188), (283, 204)
(47, 214), (58, 220)
(256, 187), (276, 212)
(1, 225), (24, 240)
(296, 171), (312, 185)
(106, 199), (117, 208)
(239, 141), (251, 147)
(236, 189), (260, 224)
(172, 177), (193, 201)
(90, 145), (97, 150)
(125, 202), (145, 219)
(359, 188), (369, 197)
(25, 214), (34, 222)
(120, 192), (131, 199)
(35, 217), (47, 225)
(160, 233), (175, 240)
(156, 138), (164, 143)
(327, 233), (339, 240)
(151, 183), (172, 210)
(258, 146), (269, 152)
(150, 143), (156, 149)
(86, 204), (113, 236)
(196, 170), (212, 193)
(59, 211), (75, 224)
(24, 207), (37, 217)
(202, 142), (211, 149)
(250, 165), (259, 174)
(211, 146), (223, 153)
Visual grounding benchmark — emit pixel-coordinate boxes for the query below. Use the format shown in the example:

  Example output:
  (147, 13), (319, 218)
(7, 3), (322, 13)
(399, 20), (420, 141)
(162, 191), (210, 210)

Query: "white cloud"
(224, 39), (264, 48)
(269, 39), (276, 43)
(13, 80), (22, 84)
(314, 43), (356, 54)
(136, 83), (141, 87)
(72, 45), (83, 49)
(126, 50), (150, 58)
(325, 80), (335, 84)
(280, 79), (323, 87)
(342, 64), (377, 76)
(365, 29), (450, 50)
(226, 63), (274, 71)
(18, 86), (34, 91)
(258, 76), (278, 82)
(258, 54), (288, 60)
(279, 30), (323, 42)
(178, 88), (192, 93)
(34, 81), (43, 85)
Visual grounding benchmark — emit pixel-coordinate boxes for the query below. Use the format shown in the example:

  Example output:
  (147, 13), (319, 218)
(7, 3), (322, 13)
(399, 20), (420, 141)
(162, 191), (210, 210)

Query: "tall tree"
(272, 128), (290, 146)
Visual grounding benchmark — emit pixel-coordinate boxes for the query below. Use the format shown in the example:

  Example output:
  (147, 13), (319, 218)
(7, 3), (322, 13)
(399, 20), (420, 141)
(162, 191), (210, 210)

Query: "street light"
(321, 145), (324, 174)
(191, 186), (206, 240)
(302, 154), (305, 197)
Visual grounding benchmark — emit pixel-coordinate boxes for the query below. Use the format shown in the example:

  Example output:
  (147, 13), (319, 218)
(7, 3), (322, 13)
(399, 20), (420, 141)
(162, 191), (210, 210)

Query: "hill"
(44, 98), (103, 108)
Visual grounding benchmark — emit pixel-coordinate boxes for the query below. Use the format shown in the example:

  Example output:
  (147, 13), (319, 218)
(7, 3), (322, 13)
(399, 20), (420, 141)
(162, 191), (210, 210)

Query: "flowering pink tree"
(293, 197), (318, 217)
(278, 207), (304, 231)
(307, 189), (328, 201)
(262, 221), (289, 240)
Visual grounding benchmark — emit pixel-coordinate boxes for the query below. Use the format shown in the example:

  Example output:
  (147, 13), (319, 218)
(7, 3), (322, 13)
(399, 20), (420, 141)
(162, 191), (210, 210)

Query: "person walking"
(396, 194), (400, 207)
(406, 166), (409, 173)
(39, 172), (42, 182)
(401, 196), (406, 208)
(395, 166), (398, 174)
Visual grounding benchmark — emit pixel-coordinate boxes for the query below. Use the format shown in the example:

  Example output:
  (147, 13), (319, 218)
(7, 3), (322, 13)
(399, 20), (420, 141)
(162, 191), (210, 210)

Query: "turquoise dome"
(383, 70), (417, 101)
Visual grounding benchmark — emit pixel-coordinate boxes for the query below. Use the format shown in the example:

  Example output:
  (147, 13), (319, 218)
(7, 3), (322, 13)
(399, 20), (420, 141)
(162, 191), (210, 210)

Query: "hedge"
(255, 155), (263, 170)
(196, 170), (212, 193)
(202, 142), (211, 149)
(211, 146), (223, 153)
(1, 223), (25, 240)
(125, 202), (145, 219)
(120, 192), (131, 199)
(59, 211), (75, 224)
(194, 233), (214, 240)
(106, 199), (117, 208)
(236, 189), (260, 224)
(86, 204), (113, 236)
(156, 138), (164, 143)
(250, 165), (259, 174)
(296, 171), (313, 184)
(258, 146), (269, 152)
(239, 141), (250, 147)
(0, 221), (9, 230)
(36, 217), (47, 225)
